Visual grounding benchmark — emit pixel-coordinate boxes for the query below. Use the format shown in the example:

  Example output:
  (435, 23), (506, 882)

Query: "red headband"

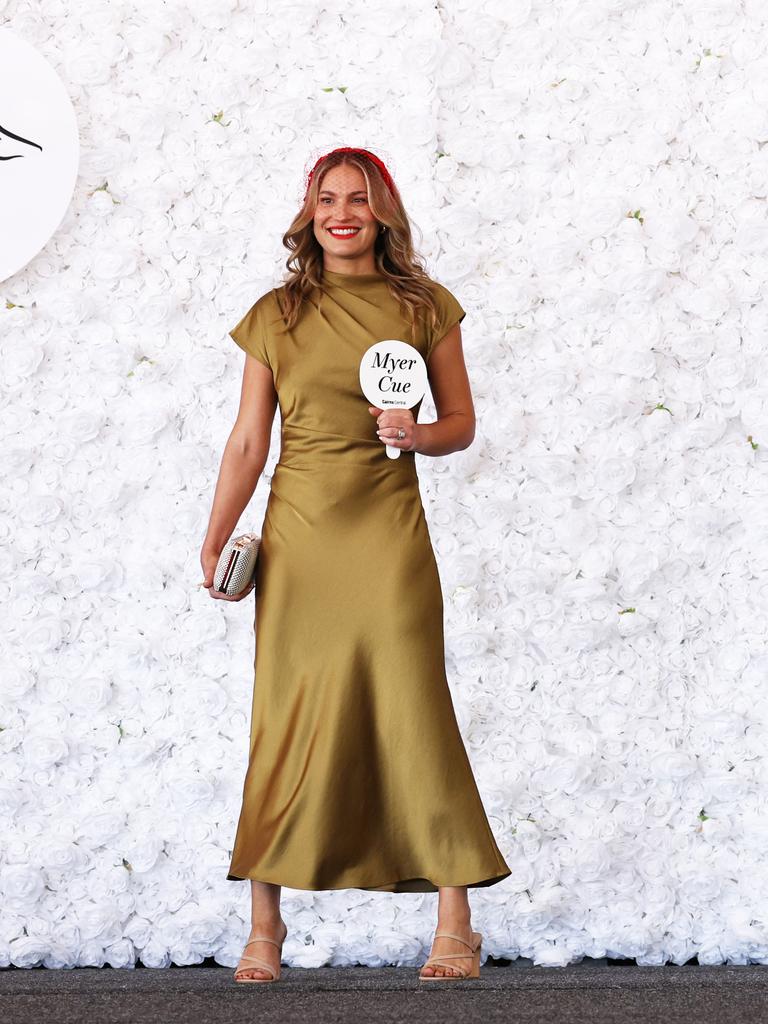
(304, 147), (396, 202)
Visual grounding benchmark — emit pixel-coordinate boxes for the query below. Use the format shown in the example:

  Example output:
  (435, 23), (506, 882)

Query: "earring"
(379, 224), (386, 234)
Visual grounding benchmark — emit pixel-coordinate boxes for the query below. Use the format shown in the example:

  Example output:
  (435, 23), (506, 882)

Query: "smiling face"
(313, 162), (381, 274)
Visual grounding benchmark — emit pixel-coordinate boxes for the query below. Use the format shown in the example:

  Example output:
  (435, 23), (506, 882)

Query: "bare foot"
(419, 919), (477, 979)
(234, 918), (288, 982)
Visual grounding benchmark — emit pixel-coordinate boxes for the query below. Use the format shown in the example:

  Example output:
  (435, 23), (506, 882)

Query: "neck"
(322, 255), (378, 275)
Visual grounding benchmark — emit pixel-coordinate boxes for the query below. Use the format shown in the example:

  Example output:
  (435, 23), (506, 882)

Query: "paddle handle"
(385, 443), (401, 460)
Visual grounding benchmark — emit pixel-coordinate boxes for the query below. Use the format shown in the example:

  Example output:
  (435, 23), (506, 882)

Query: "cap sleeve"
(427, 282), (466, 359)
(229, 293), (272, 370)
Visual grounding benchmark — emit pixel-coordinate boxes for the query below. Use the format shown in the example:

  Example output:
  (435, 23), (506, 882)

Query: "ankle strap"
(433, 930), (475, 949)
(243, 936), (282, 949)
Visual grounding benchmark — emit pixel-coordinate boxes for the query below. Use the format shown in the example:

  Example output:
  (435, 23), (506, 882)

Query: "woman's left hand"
(368, 406), (420, 453)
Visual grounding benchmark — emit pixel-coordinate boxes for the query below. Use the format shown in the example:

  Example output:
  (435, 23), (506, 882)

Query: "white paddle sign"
(359, 340), (428, 460)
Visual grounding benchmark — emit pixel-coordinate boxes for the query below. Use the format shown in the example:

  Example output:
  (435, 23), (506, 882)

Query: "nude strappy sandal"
(233, 934), (284, 984)
(419, 929), (483, 981)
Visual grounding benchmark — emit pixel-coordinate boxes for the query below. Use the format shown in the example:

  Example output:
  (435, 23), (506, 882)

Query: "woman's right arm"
(200, 355), (278, 600)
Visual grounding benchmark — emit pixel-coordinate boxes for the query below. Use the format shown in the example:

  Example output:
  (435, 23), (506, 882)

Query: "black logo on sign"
(0, 122), (43, 161)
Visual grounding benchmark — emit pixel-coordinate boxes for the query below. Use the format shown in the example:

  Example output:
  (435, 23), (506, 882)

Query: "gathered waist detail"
(276, 421), (418, 473)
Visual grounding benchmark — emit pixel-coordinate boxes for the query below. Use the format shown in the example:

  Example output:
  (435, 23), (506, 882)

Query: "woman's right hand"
(199, 546), (255, 602)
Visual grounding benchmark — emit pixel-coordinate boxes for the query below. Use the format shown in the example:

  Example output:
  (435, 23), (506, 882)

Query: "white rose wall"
(2, 0), (768, 971)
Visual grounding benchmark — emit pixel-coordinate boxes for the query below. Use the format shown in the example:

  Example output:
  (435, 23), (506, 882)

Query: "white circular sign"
(359, 340), (428, 460)
(0, 27), (79, 283)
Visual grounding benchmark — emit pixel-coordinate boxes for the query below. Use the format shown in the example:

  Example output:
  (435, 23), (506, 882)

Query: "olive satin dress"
(225, 268), (510, 892)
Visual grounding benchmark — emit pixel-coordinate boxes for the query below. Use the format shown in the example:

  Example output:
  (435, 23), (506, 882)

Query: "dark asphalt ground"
(2, 959), (767, 1024)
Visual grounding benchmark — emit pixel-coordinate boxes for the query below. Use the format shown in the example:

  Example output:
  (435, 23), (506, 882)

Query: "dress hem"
(225, 866), (511, 893)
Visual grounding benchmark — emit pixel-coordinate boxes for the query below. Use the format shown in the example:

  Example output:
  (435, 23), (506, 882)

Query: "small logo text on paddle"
(359, 340), (428, 461)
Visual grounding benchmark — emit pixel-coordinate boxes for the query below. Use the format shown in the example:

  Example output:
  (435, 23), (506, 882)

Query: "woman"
(200, 147), (510, 984)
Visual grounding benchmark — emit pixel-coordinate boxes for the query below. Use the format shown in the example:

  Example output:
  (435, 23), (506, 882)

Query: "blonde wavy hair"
(274, 149), (443, 343)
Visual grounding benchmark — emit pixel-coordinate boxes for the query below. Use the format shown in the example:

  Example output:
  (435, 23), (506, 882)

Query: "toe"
(237, 967), (269, 981)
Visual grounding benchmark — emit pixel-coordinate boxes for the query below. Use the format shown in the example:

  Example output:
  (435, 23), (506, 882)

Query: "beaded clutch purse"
(213, 532), (261, 596)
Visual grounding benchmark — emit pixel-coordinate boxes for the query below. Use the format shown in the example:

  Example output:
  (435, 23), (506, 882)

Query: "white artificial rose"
(1, 330), (45, 385)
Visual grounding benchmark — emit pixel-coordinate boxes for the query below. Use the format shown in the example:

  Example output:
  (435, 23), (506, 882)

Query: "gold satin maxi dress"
(225, 268), (510, 892)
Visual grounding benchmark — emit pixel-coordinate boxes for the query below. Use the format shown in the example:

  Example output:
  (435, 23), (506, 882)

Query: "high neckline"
(322, 268), (386, 285)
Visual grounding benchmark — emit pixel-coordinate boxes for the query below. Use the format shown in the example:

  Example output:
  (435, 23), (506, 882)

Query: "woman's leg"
(420, 885), (475, 978)
(234, 880), (287, 981)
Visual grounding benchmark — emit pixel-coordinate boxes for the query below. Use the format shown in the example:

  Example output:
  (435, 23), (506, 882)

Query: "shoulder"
(231, 287), (276, 324)
(229, 287), (283, 368)
(249, 287), (281, 319)
(238, 288), (286, 336)
(420, 279), (466, 359)
(423, 279), (466, 324)
(424, 278), (454, 300)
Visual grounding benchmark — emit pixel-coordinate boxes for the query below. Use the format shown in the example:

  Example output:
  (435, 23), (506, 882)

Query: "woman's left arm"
(413, 322), (475, 456)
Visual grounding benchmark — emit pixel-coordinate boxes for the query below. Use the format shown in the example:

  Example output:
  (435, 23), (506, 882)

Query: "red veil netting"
(301, 145), (399, 202)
